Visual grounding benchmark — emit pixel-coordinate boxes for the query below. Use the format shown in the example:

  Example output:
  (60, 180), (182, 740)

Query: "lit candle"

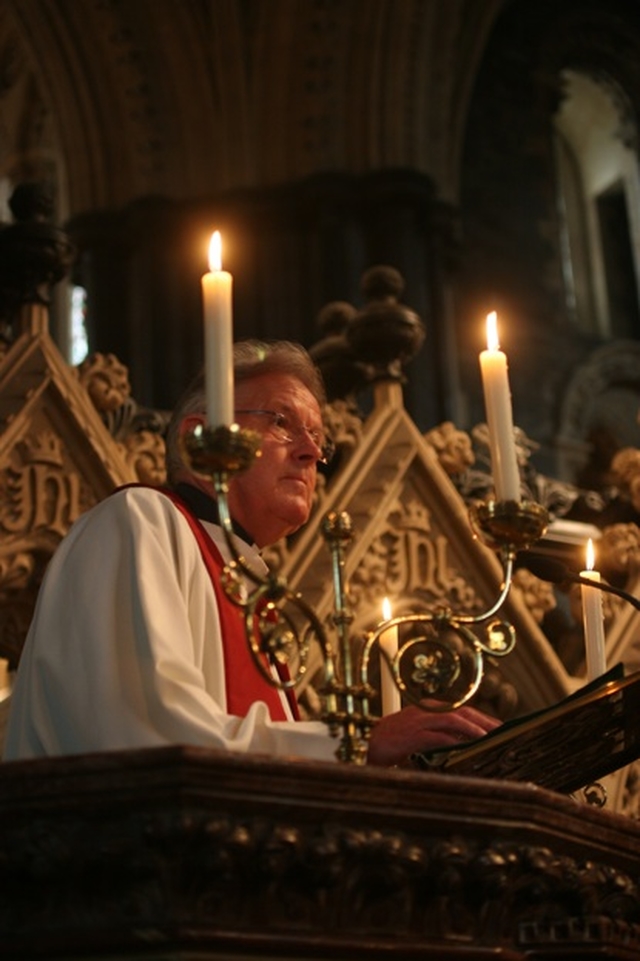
(479, 311), (521, 502)
(379, 597), (402, 715)
(202, 231), (234, 426)
(581, 538), (606, 681)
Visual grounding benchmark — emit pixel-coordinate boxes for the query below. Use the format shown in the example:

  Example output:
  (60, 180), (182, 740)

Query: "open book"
(413, 665), (640, 794)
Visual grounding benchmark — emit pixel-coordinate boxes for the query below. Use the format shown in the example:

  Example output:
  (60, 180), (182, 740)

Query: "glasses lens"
(236, 409), (334, 464)
(269, 412), (291, 444)
(299, 422), (334, 464)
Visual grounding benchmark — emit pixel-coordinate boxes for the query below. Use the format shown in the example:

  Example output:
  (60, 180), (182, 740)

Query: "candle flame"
(208, 231), (222, 272)
(382, 596), (392, 621)
(486, 311), (499, 351)
(586, 538), (595, 571)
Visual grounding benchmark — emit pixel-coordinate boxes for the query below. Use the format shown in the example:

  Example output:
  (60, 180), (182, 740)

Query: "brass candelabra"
(182, 423), (549, 764)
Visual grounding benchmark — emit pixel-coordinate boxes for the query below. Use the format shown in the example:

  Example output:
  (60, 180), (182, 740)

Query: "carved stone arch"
(2, 0), (239, 212)
(249, 0), (503, 198)
(1, 0), (506, 213)
(556, 340), (640, 486)
(4, 3), (143, 210)
(457, 0), (640, 468)
(535, 1), (640, 126)
(0, 7), (58, 204)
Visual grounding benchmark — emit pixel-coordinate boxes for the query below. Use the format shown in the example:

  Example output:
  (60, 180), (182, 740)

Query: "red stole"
(156, 488), (300, 722)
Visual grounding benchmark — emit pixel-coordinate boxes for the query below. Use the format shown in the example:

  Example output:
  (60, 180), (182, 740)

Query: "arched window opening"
(554, 69), (640, 339)
(70, 285), (89, 365)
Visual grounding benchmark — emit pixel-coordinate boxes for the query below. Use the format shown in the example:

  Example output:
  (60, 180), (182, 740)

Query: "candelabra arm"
(466, 550), (515, 625)
(213, 472), (263, 584)
(361, 614), (484, 712)
(356, 501), (549, 717)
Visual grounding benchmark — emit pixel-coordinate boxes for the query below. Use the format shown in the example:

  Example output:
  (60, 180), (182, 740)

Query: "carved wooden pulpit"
(1, 745), (640, 959)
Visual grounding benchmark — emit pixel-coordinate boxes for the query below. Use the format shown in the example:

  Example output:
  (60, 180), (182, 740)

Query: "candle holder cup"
(181, 422), (550, 764)
(180, 422), (262, 476)
(469, 499), (550, 554)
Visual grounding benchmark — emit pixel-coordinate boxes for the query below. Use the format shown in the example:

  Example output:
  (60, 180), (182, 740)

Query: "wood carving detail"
(349, 495), (484, 616)
(1, 805), (639, 951)
(3, 431), (83, 538)
(0, 427), (95, 664)
(76, 352), (168, 486)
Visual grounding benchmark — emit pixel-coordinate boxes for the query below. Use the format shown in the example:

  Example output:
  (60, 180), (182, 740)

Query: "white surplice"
(3, 486), (337, 763)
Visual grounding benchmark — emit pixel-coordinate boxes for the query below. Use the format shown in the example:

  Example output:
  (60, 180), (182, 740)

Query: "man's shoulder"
(42, 484), (209, 586)
(86, 484), (192, 530)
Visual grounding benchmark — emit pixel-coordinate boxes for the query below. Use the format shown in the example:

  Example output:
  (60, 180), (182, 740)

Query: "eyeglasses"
(235, 409), (335, 465)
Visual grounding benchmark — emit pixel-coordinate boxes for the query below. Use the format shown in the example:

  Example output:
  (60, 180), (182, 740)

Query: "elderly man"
(4, 340), (498, 763)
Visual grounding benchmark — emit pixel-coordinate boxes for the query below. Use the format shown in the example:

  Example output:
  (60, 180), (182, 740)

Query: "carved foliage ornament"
(76, 351), (168, 485)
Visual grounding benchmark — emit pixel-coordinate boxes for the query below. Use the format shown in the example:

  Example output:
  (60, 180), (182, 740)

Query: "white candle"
(479, 311), (521, 502)
(379, 597), (402, 715)
(581, 538), (606, 681)
(202, 231), (234, 426)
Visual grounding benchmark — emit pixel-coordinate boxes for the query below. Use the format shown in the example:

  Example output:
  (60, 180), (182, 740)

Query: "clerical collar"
(172, 482), (255, 546)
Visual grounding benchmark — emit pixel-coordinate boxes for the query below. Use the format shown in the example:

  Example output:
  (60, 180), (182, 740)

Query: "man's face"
(226, 372), (323, 547)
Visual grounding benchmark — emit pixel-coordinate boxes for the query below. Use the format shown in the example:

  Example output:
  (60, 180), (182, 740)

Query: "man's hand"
(367, 701), (502, 767)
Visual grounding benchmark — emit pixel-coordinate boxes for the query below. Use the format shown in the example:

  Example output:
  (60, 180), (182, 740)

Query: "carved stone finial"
(309, 301), (368, 402)
(311, 266), (426, 401)
(0, 182), (76, 328)
(345, 265), (426, 383)
(9, 182), (55, 223)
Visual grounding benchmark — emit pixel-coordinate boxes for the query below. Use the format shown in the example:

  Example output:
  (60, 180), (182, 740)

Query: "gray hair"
(165, 339), (326, 484)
